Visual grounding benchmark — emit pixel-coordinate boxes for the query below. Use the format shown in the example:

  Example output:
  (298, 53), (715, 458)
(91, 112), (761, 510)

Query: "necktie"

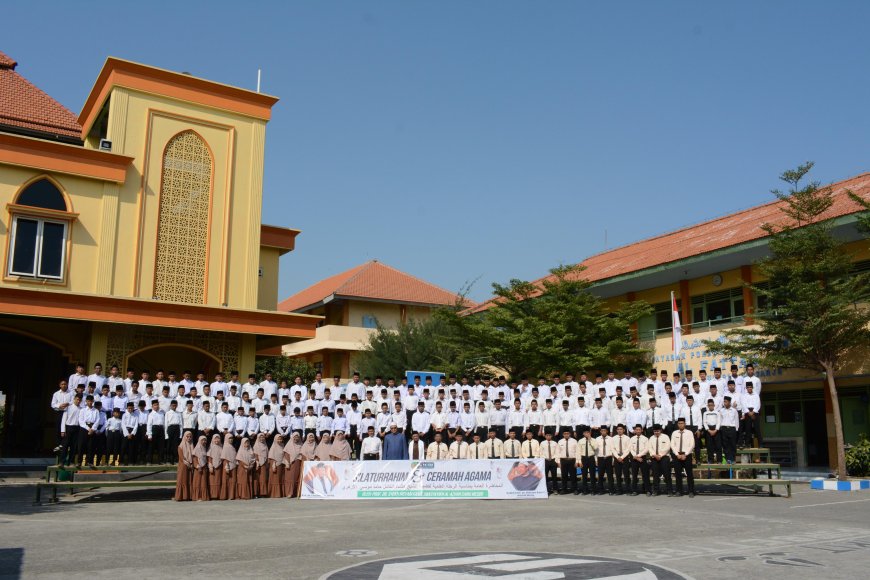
(635, 438), (639, 454)
(689, 411), (693, 428)
(585, 440), (589, 457)
(656, 436), (659, 455)
(436, 445), (440, 460)
(619, 436), (623, 455)
(679, 432), (684, 454)
(548, 443), (552, 459)
(490, 442), (494, 459)
(475, 445), (479, 459)
(511, 441), (516, 457)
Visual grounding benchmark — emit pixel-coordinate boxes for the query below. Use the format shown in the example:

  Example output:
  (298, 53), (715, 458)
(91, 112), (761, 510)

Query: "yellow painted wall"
(346, 300), (435, 328)
(257, 246), (280, 310)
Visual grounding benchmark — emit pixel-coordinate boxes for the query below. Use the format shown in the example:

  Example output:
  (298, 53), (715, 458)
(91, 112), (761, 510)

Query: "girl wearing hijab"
(191, 435), (210, 501)
(330, 431), (352, 461)
(288, 433), (315, 498)
(221, 433), (237, 500)
(174, 431), (194, 501)
(235, 438), (254, 500)
(253, 433), (270, 498)
(314, 433), (332, 461)
(207, 434), (224, 500)
(268, 435), (285, 499)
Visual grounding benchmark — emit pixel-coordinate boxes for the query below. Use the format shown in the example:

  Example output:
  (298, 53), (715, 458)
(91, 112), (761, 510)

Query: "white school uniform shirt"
(211, 381), (228, 398)
(182, 409), (198, 430)
(375, 412), (392, 433)
(197, 410), (216, 431)
(60, 404), (80, 434)
(744, 376), (762, 396)
(121, 411), (138, 436)
(719, 407), (740, 428)
(259, 412), (277, 435)
(246, 416), (260, 437)
(51, 389), (74, 411)
(315, 415), (333, 435)
(165, 409), (183, 431)
(310, 380), (326, 400)
(289, 415), (305, 432)
(69, 372), (88, 391)
(242, 382), (259, 400)
(590, 406), (610, 428)
(458, 411), (476, 431)
(361, 436), (382, 457)
(87, 373), (107, 391)
(507, 409), (526, 431)
(331, 416), (349, 434)
(625, 408), (648, 430)
(215, 411), (235, 433)
(703, 409), (721, 430)
(610, 407), (628, 429)
(146, 410), (165, 436)
(681, 405), (703, 429)
(275, 414), (292, 436)
(233, 414), (249, 436)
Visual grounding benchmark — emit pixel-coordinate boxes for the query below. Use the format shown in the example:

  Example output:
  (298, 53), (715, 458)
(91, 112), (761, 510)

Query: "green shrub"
(845, 434), (870, 477)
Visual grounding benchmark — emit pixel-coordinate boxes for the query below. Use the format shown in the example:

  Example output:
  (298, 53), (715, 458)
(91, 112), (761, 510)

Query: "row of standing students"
(174, 431), (346, 501)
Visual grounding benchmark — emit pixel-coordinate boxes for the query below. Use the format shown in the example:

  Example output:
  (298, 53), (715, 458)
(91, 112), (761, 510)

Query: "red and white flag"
(671, 291), (682, 355)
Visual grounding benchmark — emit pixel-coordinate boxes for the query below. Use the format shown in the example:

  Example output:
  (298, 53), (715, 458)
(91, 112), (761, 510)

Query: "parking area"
(0, 483), (868, 579)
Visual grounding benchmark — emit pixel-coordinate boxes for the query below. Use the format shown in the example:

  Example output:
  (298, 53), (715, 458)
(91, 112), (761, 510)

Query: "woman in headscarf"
(191, 435), (210, 501)
(252, 433), (270, 498)
(174, 431), (194, 501)
(221, 433), (237, 500)
(207, 434), (224, 500)
(314, 433), (332, 461)
(286, 433), (314, 498)
(330, 431), (352, 461)
(235, 438), (254, 500)
(268, 435), (285, 499)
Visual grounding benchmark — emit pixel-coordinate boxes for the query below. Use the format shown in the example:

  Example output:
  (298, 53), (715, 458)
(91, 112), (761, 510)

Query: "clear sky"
(5, 1), (870, 303)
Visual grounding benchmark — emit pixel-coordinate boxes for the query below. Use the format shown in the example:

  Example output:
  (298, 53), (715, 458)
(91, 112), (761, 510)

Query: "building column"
(88, 323), (109, 369)
(741, 265), (754, 325)
(679, 279), (691, 335)
(239, 334), (257, 378)
(626, 291), (638, 341)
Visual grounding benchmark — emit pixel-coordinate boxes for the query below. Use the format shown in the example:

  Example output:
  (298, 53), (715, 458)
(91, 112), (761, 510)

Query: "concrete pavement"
(0, 483), (868, 579)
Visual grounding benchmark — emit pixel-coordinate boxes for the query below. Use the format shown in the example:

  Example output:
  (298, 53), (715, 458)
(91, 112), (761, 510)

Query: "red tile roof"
(467, 171), (870, 314)
(0, 50), (82, 141)
(279, 260), (475, 313)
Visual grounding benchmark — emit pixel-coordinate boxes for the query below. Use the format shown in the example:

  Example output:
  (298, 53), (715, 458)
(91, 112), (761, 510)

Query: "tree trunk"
(822, 363), (848, 481)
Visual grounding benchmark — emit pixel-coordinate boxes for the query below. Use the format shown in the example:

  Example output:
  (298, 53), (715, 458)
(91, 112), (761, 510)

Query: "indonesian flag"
(672, 291), (682, 355)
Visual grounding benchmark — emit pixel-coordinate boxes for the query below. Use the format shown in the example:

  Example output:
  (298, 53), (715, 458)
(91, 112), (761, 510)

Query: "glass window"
(361, 315), (378, 329)
(779, 401), (802, 423)
(16, 179), (67, 211)
(8, 216), (67, 280)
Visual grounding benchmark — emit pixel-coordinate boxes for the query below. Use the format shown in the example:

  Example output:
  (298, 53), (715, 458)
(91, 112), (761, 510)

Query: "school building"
(0, 51), (321, 455)
(278, 260), (472, 379)
(473, 172), (870, 470)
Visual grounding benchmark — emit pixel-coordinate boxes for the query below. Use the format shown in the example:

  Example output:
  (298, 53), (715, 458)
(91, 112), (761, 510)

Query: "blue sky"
(5, 1), (870, 302)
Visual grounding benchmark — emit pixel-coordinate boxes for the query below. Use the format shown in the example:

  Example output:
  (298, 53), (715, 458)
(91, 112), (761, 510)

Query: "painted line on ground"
(790, 498), (870, 509)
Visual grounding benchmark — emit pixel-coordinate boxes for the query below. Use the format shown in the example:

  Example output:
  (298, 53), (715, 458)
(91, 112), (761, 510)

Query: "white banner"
(300, 459), (548, 500)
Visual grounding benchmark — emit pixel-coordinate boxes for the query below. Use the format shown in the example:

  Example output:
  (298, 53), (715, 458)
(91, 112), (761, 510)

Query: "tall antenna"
(256, 69), (261, 93)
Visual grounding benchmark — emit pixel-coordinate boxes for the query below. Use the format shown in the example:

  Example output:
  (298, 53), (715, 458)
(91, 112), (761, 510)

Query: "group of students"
(50, 361), (765, 499)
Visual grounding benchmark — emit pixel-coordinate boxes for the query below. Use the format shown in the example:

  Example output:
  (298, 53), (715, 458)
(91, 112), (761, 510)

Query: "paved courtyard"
(0, 483), (868, 579)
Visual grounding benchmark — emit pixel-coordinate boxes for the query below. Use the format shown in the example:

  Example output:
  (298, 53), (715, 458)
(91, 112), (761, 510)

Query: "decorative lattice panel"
(105, 326), (240, 374)
(154, 131), (213, 304)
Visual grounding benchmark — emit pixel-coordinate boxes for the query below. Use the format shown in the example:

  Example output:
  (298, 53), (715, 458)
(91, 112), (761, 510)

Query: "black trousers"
(135, 428), (148, 463)
(559, 458), (577, 491)
(166, 425), (181, 463)
(543, 459), (558, 492)
(597, 457), (613, 493)
(492, 425), (506, 440)
(78, 427), (97, 463)
(107, 430), (122, 458)
(528, 425), (542, 440)
(613, 458), (630, 491)
(121, 434), (137, 464)
(630, 458), (650, 493)
(673, 454), (694, 493)
(55, 411), (65, 447)
(740, 414), (762, 447)
(363, 453), (379, 460)
(509, 426), (524, 439)
(721, 426), (737, 462)
(650, 456), (672, 492)
(688, 429), (701, 461)
(60, 425), (80, 465)
(704, 430), (722, 464)
(147, 426), (165, 463)
(579, 456), (597, 491)
(543, 425), (557, 440)
(349, 425), (359, 458)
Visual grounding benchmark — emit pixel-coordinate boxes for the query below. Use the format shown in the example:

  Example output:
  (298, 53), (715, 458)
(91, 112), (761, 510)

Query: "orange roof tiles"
(0, 50), (82, 141)
(279, 260), (475, 313)
(467, 172), (870, 314)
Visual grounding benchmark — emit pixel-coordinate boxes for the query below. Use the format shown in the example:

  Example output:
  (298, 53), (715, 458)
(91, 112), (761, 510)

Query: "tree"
(437, 264), (652, 379)
(356, 317), (469, 380)
(255, 355), (318, 385)
(704, 163), (870, 480)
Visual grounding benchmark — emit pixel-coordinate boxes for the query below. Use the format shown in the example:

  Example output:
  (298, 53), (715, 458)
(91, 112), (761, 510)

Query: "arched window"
(153, 131), (213, 303)
(7, 178), (71, 280)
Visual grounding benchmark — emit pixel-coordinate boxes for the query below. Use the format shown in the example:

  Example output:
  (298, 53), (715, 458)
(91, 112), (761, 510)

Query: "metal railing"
(638, 315), (746, 341)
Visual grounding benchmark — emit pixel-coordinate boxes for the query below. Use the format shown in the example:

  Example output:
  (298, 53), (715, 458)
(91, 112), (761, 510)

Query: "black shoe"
(652, 490), (659, 496)
(688, 492), (695, 498)
(668, 492), (676, 497)
(646, 491), (652, 496)
(630, 492), (638, 496)
(677, 492), (684, 497)
(573, 490), (580, 495)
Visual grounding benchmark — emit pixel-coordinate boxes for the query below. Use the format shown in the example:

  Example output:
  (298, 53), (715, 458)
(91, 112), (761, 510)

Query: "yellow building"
(278, 260), (472, 379)
(0, 51), (320, 455)
(471, 172), (870, 470)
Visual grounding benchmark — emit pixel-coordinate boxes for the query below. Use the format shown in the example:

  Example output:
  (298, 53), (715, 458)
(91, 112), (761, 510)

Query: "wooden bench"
(34, 480), (176, 504)
(694, 462), (781, 480)
(736, 447), (771, 462)
(45, 465), (175, 482)
(695, 478), (791, 498)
